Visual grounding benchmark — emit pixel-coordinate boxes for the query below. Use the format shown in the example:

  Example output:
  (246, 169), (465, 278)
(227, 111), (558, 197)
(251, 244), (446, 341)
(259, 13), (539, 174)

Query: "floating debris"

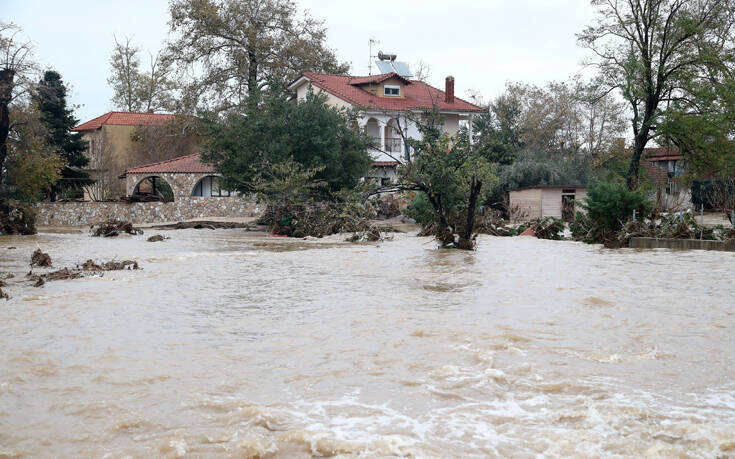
(150, 221), (249, 230)
(147, 234), (169, 242)
(30, 249), (52, 267)
(79, 259), (140, 271)
(26, 259), (141, 288)
(90, 220), (143, 237)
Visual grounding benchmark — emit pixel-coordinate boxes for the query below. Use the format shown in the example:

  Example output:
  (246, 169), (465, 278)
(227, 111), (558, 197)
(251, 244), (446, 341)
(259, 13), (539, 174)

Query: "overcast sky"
(4, 0), (597, 124)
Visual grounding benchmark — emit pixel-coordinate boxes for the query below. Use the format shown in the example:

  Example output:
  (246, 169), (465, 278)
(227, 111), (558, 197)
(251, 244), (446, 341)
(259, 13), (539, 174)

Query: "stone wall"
(629, 237), (735, 252)
(36, 197), (259, 226)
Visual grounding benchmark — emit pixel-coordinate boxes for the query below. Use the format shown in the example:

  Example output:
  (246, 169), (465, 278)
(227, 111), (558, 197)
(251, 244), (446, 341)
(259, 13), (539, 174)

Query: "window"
(192, 176), (231, 197)
(384, 85), (400, 97)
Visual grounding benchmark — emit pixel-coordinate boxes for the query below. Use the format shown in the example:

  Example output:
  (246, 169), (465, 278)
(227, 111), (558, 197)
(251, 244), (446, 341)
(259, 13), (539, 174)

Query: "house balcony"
(385, 137), (402, 154)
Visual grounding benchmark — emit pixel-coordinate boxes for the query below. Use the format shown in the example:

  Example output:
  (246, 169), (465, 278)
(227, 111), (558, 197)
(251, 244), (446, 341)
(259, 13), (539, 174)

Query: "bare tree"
(83, 130), (121, 201)
(1, 22), (36, 189)
(108, 36), (173, 112)
(578, 0), (735, 190)
(128, 117), (201, 165)
(164, 0), (349, 113)
(412, 60), (431, 82)
(706, 180), (735, 225)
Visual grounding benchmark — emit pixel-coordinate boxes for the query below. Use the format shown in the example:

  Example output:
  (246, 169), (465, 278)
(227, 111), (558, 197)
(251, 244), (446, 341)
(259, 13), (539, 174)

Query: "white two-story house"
(288, 71), (486, 184)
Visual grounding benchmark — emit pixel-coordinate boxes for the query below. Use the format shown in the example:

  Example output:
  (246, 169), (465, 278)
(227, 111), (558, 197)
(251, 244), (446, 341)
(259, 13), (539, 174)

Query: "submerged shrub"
(0, 199), (37, 235)
(402, 192), (435, 228)
(576, 182), (652, 245)
(513, 217), (566, 240)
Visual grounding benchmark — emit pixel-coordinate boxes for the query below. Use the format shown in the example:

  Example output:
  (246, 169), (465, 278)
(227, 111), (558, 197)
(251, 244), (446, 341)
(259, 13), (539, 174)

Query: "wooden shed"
(509, 185), (587, 222)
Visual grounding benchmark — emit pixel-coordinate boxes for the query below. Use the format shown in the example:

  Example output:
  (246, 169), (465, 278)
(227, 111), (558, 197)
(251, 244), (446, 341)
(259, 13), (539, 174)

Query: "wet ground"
(1, 229), (734, 457)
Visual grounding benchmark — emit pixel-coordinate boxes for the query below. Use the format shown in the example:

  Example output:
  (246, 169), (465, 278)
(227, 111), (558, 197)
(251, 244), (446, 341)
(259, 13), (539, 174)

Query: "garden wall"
(629, 237), (735, 252)
(36, 197), (259, 226)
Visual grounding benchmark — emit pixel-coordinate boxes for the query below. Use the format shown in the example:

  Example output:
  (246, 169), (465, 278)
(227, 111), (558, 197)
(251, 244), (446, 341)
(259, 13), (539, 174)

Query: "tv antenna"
(368, 37), (380, 75)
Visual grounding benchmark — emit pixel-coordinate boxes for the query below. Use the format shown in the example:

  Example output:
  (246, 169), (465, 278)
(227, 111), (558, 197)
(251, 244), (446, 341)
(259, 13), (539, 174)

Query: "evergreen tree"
(35, 70), (89, 200)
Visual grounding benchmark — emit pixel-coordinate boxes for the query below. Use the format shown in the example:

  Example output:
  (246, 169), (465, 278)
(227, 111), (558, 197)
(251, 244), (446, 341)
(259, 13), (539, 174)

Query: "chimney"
(445, 76), (455, 104)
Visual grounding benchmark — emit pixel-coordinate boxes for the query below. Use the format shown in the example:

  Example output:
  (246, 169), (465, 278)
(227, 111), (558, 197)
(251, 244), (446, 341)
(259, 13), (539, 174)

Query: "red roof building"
(289, 71), (485, 184)
(289, 72), (485, 114)
(73, 111), (176, 132)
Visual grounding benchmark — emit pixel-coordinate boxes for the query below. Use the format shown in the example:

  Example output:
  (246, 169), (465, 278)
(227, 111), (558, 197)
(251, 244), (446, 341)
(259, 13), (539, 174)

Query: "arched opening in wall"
(385, 118), (402, 154)
(364, 117), (381, 149)
(132, 176), (174, 201)
(192, 175), (231, 197)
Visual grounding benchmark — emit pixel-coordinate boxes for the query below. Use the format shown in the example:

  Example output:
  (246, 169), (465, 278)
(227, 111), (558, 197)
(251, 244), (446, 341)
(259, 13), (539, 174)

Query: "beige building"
(72, 111), (201, 200)
(509, 185), (587, 222)
(288, 72), (485, 184)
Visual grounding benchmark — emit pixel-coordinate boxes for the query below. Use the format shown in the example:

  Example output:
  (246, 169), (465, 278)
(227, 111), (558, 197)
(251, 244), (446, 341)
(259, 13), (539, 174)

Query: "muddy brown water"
(1, 230), (734, 458)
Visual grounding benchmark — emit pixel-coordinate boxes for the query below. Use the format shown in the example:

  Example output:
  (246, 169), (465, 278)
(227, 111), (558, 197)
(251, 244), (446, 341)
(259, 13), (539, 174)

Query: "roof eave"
(287, 75), (312, 91)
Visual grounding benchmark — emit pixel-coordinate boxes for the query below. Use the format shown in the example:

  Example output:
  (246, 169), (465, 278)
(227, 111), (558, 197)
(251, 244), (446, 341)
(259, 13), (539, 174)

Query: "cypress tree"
(35, 70), (89, 200)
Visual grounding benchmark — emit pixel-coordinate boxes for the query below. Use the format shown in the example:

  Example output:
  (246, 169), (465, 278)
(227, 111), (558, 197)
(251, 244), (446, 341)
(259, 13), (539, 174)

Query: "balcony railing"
(385, 137), (402, 153)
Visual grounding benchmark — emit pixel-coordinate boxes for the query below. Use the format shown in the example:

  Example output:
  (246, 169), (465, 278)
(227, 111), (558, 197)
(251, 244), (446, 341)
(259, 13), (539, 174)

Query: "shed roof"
(510, 185), (586, 192)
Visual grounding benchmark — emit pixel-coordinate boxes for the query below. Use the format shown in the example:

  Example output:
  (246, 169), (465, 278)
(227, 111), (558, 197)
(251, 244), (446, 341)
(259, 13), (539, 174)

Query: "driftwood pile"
(27, 258), (140, 288)
(615, 212), (735, 246)
(259, 202), (379, 239)
(90, 220), (143, 237)
(150, 221), (250, 230)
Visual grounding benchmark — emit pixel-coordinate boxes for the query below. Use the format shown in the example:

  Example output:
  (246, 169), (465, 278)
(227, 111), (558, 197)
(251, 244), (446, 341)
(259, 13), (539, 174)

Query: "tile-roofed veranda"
(125, 154), (214, 175)
(73, 111), (177, 131)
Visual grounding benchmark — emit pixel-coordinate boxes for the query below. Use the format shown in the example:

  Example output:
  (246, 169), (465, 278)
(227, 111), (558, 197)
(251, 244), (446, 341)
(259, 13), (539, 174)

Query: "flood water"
(1, 229), (734, 458)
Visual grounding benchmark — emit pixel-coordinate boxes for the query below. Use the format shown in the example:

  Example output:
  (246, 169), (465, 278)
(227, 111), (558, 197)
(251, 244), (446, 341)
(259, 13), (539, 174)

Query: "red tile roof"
(644, 146), (683, 161)
(295, 72), (486, 113)
(374, 161), (400, 167)
(73, 111), (177, 131)
(125, 153), (215, 175)
(348, 72), (412, 86)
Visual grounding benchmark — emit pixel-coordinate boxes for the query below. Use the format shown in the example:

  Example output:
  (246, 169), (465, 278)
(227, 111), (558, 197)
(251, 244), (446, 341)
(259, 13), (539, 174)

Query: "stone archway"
(131, 176), (175, 201)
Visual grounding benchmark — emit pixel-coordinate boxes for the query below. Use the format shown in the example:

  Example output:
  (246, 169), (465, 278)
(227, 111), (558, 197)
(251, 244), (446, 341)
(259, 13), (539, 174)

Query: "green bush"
(576, 181), (652, 245)
(402, 192), (435, 228)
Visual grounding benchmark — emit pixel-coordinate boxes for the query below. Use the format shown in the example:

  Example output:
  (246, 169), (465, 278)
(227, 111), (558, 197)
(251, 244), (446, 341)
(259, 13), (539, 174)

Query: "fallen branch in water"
(90, 220), (143, 237)
(30, 249), (52, 267)
(26, 259), (141, 288)
(149, 221), (250, 230)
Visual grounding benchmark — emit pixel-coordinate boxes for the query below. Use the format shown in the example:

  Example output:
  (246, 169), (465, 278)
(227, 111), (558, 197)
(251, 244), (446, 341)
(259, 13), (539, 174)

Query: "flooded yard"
(1, 230), (734, 457)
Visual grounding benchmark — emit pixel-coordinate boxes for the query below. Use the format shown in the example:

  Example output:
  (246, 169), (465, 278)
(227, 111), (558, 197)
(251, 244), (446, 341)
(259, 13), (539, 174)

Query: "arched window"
(192, 175), (231, 197)
(132, 176), (174, 201)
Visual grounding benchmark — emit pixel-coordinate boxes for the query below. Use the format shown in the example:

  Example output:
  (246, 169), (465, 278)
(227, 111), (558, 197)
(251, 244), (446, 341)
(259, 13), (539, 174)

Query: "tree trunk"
(627, 127), (651, 191)
(458, 179), (482, 250)
(0, 68), (14, 188)
(247, 49), (259, 111)
(425, 191), (454, 246)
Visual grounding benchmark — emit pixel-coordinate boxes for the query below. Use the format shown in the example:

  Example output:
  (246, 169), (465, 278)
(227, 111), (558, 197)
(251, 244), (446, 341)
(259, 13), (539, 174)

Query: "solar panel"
(376, 61), (394, 74)
(374, 60), (413, 78)
(392, 62), (413, 78)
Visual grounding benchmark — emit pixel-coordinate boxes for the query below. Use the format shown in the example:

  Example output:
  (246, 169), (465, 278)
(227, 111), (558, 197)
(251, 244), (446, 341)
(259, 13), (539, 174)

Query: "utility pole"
(368, 37), (379, 75)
